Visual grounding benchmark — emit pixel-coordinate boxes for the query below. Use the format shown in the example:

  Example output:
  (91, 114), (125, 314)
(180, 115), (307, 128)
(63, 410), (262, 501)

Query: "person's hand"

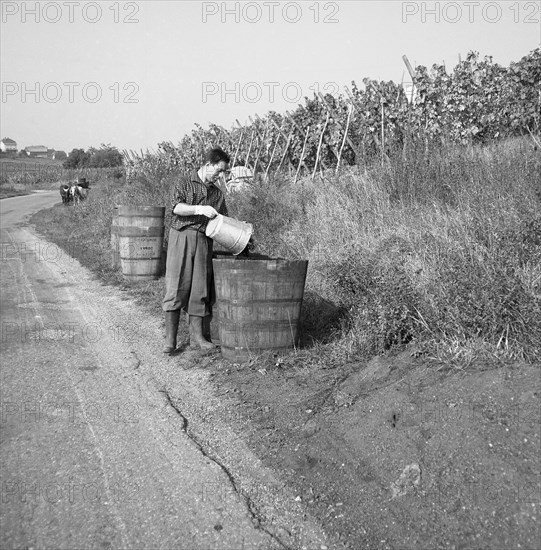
(194, 205), (219, 218)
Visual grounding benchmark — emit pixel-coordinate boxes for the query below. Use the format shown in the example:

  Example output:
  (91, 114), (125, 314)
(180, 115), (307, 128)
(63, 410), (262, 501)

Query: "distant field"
(0, 156), (64, 167)
(0, 156), (124, 199)
(0, 157), (67, 197)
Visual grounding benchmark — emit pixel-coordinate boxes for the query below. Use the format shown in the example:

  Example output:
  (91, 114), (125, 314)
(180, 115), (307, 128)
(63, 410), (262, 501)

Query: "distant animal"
(70, 184), (89, 204)
(59, 183), (72, 204)
(70, 177), (91, 204)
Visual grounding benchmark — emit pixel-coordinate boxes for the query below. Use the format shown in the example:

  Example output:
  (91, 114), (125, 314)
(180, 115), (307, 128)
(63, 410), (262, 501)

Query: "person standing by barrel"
(162, 148), (230, 354)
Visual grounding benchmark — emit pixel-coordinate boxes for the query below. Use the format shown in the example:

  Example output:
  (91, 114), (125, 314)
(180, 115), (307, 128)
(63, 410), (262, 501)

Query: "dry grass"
(228, 137), (541, 364)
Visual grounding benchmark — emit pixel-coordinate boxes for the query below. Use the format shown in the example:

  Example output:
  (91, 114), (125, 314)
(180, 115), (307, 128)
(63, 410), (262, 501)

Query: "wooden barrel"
(111, 206), (120, 269)
(117, 205), (165, 281)
(212, 258), (308, 361)
(113, 206), (166, 273)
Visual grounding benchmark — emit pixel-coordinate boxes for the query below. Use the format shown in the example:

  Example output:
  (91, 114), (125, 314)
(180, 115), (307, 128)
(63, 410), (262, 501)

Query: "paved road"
(0, 192), (280, 550)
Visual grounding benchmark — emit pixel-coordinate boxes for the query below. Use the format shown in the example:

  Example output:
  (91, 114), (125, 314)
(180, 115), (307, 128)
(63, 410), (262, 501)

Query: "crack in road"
(159, 389), (291, 550)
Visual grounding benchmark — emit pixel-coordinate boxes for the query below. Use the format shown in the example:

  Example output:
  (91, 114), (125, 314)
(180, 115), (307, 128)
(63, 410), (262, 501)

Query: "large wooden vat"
(212, 258), (308, 361)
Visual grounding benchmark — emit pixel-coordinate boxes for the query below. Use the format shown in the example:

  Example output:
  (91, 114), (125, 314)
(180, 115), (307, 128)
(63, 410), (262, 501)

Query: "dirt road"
(0, 192), (330, 550)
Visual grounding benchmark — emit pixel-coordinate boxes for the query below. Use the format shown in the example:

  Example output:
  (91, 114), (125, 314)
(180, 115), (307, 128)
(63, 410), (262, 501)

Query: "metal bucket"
(205, 214), (253, 255)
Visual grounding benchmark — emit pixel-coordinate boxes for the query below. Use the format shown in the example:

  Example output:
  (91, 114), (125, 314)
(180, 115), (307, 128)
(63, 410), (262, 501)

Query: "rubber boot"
(202, 314), (212, 341)
(189, 315), (216, 351)
(163, 310), (181, 354)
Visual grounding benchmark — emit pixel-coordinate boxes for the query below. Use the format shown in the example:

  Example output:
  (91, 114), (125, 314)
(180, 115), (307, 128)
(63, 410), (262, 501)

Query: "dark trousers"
(162, 228), (214, 316)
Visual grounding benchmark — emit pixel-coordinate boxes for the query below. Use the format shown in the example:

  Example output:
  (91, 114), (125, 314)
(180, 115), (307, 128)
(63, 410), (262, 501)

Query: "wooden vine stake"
(401, 53), (419, 160)
(275, 127), (294, 173)
(344, 85), (368, 164)
(368, 81), (386, 167)
(402, 54), (416, 103)
(336, 103), (353, 174)
(253, 118), (270, 174)
(265, 121), (283, 178)
(323, 94), (358, 166)
(286, 111), (313, 172)
(231, 127), (244, 169)
(294, 126), (310, 185)
(269, 117), (294, 174)
(312, 112), (330, 180)
(245, 128), (256, 169)
(316, 92), (341, 162)
(256, 114), (273, 158)
(248, 116), (265, 144)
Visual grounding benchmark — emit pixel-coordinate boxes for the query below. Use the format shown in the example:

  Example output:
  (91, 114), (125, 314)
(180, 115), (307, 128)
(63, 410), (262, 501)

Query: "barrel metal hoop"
(220, 345), (294, 352)
(117, 227), (165, 237)
(218, 321), (299, 330)
(117, 214), (164, 217)
(121, 273), (160, 277)
(119, 256), (162, 261)
(217, 298), (301, 305)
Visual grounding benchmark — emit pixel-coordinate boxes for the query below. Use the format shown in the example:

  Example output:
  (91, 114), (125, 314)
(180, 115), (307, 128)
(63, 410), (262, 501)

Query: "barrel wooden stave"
(209, 313), (221, 345)
(111, 206), (120, 268)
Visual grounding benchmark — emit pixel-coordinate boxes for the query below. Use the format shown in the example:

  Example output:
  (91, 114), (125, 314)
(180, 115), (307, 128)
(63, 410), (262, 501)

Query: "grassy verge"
(30, 137), (541, 366)
(30, 180), (166, 320)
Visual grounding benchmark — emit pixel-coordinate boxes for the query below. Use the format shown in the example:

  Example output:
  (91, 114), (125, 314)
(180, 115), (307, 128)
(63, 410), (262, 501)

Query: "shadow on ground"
(299, 290), (350, 348)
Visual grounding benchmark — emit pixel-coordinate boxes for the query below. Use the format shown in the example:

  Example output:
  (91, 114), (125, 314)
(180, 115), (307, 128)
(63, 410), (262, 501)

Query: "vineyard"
(0, 159), (123, 187)
(124, 49), (540, 183)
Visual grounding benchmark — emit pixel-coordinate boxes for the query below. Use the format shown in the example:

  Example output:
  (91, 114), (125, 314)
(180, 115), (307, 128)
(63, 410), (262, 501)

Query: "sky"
(1, 0), (540, 153)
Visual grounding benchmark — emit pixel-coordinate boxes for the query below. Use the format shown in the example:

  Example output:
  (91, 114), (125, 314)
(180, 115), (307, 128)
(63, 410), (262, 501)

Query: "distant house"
(47, 148), (55, 159)
(52, 150), (67, 160)
(24, 145), (48, 158)
(1, 138), (17, 153)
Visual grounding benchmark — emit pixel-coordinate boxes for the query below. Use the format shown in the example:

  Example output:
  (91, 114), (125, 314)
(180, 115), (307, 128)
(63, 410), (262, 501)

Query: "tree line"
(63, 144), (123, 169)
